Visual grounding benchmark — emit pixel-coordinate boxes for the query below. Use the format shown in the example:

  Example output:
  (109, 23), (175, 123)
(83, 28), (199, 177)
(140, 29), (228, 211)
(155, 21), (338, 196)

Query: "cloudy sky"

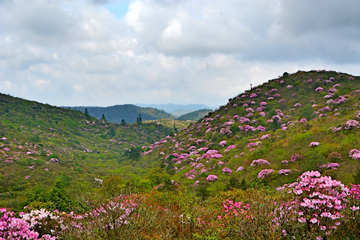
(0, 0), (359, 107)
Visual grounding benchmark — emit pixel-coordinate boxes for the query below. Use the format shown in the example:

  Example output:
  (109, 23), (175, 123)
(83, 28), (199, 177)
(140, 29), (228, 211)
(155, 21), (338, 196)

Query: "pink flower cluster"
(206, 175), (218, 182)
(0, 208), (55, 240)
(225, 145), (236, 153)
(257, 169), (274, 178)
(236, 166), (244, 172)
(219, 140), (227, 147)
(315, 87), (324, 92)
(344, 119), (360, 130)
(222, 167), (233, 175)
(319, 163), (340, 170)
(291, 153), (302, 162)
(349, 149), (360, 160)
(250, 159), (270, 167)
(309, 142), (320, 147)
(260, 134), (271, 140)
(276, 171), (356, 238)
(278, 169), (290, 175)
(249, 93), (257, 98)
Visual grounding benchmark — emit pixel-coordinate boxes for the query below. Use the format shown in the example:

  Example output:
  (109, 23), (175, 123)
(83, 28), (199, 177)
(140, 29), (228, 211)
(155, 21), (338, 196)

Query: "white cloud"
(0, 0), (359, 107)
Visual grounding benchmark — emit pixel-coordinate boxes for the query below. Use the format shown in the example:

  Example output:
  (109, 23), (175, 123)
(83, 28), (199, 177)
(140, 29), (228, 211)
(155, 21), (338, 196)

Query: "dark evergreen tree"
(84, 108), (89, 119)
(136, 114), (142, 125)
(224, 176), (241, 191)
(239, 178), (249, 190)
(101, 113), (107, 121)
(121, 119), (126, 126)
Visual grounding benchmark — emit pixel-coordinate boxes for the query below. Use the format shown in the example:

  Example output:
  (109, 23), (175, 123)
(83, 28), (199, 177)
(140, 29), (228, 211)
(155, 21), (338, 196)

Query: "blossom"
(278, 169), (290, 175)
(344, 119), (360, 130)
(236, 166), (244, 172)
(250, 93), (257, 98)
(260, 134), (270, 140)
(315, 87), (324, 92)
(250, 159), (270, 167)
(222, 167), (233, 175)
(206, 175), (218, 182)
(219, 140), (227, 147)
(309, 142), (320, 147)
(257, 169), (274, 178)
(349, 149), (360, 160)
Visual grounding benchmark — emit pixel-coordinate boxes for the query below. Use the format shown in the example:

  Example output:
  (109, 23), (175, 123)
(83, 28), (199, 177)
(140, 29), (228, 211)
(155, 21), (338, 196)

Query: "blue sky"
(0, 0), (359, 107)
(103, 0), (131, 20)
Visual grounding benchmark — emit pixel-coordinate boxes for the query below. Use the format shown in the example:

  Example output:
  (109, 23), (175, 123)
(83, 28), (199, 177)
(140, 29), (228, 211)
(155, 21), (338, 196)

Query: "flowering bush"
(257, 169), (274, 178)
(344, 119), (360, 130)
(260, 134), (271, 141)
(319, 162), (340, 170)
(257, 125), (266, 131)
(250, 159), (270, 167)
(276, 171), (360, 239)
(349, 149), (360, 160)
(278, 169), (291, 175)
(309, 142), (320, 147)
(291, 153), (302, 162)
(315, 87), (324, 92)
(206, 175), (218, 182)
(0, 208), (55, 240)
(249, 93), (257, 98)
(236, 166), (244, 172)
(219, 140), (227, 147)
(222, 167), (233, 175)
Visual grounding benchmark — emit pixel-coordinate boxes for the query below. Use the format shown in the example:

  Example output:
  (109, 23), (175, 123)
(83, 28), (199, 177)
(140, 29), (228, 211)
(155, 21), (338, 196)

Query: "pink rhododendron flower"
(257, 169), (274, 178)
(222, 167), (233, 175)
(309, 142), (320, 147)
(206, 175), (218, 182)
(250, 159), (270, 167)
(219, 140), (227, 147)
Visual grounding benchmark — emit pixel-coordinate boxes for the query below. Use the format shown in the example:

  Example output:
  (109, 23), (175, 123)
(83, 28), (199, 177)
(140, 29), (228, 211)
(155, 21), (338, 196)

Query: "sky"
(0, 0), (359, 107)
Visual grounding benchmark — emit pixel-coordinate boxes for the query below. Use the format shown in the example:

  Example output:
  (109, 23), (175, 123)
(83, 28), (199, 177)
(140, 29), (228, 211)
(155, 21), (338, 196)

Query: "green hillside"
(0, 94), (172, 210)
(141, 70), (360, 190)
(177, 108), (213, 121)
(68, 104), (175, 124)
(1, 70), (360, 240)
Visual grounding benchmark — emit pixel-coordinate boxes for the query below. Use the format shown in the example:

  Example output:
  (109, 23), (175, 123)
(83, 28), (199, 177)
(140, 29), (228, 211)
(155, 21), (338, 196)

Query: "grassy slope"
(140, 70), (360, 194)
(0, 94), (172, 209)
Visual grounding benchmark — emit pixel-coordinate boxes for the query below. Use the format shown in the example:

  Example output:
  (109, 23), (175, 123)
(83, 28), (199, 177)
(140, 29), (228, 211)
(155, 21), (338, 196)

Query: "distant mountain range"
(64, 104), (215, 123)
(65, 104), (175, 124)
(135, 103), (215, 116)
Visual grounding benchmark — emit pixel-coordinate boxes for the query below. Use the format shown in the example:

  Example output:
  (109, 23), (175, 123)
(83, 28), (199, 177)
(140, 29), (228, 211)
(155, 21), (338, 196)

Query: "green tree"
(239, 178), (249, 190)
(84, 108), (89, 119)
(125, 146), (142, 161)
(101, 113), (107, 121)
(147, 167), (170, 186)
(121, 119), (126, 126)
(224, 177), (241, 191)
(196, 182), (210, 200)
(136, 114), (142, 125)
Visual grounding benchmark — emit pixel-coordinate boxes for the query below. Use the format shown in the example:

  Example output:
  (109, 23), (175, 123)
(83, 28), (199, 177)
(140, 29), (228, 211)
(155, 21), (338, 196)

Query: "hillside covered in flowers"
(1, 70), (360, 239)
